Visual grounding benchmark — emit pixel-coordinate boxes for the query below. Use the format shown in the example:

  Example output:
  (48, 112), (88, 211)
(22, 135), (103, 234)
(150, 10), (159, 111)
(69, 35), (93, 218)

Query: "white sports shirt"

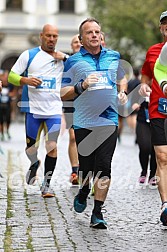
(11, 46), (64, 115)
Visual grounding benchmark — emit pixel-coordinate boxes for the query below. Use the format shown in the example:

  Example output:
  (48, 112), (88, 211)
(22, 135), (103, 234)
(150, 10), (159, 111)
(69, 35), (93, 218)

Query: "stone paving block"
(0, 242), (4, 251)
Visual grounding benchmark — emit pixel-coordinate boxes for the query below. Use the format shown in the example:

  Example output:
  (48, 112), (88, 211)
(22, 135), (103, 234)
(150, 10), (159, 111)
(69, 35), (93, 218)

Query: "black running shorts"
(150, 118), (167, 146)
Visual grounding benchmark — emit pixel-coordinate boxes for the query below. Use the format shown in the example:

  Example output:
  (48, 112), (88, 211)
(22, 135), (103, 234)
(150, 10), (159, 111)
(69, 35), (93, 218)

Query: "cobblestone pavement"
(0, 122), (167, 252)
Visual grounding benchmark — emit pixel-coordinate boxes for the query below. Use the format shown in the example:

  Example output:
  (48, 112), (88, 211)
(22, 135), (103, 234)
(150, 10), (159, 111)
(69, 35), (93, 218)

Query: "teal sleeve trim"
(8, 71), (22, 86)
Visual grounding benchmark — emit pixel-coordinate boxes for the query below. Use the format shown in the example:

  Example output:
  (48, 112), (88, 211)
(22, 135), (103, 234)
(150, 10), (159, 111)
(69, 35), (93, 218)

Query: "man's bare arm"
(141, 74), (152, 86)
(61, 86), (77, 101)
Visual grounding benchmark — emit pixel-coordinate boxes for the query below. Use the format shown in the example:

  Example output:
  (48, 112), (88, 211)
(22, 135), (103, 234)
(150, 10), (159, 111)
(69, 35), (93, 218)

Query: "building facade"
(0, 0), (88, 70)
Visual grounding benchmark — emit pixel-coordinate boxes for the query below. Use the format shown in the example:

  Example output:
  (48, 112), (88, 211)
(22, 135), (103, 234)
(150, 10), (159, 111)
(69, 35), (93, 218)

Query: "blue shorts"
(25, 113), (61, 147)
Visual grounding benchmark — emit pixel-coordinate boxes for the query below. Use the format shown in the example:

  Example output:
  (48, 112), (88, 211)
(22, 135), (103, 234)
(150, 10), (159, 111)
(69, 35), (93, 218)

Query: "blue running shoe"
(160, 202), (167, 226)
(90, 213), (107, 229)
(74, 194), (87, 213)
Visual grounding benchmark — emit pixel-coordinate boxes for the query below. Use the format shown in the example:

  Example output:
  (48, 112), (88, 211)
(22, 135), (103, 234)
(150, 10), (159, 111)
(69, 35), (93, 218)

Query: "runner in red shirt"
(139, 10), (167, 226)
(142, 43), (166, 119)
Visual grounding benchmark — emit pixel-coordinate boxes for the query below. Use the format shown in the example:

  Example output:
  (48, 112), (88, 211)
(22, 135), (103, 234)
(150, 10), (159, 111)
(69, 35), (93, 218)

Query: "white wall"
(46, 0), (59, 14)
(23, 0), (37, 13)
(0, 0), (6, 12)
(75, 0), (87, 14)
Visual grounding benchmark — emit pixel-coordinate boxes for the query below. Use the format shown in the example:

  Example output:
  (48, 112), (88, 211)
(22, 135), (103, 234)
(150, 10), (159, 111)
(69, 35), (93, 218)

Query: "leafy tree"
(88, 0), (166, 65)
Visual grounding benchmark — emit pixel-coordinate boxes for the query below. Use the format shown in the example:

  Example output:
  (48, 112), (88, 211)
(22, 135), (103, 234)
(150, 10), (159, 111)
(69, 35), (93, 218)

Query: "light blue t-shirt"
(62, 46), (124, 129)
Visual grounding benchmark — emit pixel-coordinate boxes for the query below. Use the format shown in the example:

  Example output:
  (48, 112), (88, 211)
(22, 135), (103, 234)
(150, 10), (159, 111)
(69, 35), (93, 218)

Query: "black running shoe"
(160, 202), (167, 226)
(26, 160), (40, 185)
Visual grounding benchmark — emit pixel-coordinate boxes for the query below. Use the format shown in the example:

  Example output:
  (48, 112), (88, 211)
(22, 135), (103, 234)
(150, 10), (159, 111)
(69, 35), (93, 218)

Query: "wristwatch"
(63, 54), (69, 62)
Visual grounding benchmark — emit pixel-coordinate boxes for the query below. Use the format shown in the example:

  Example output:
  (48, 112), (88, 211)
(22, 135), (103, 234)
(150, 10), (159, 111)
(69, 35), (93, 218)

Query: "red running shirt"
(141, 42), (167, 119)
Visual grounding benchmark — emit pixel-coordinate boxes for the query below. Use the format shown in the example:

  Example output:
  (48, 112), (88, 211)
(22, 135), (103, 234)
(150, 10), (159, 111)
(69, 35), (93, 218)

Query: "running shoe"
(138, 176), (146, 184)
(26, 160), (40, 185)
(73, 194), (87, 213)
(40, 184), (55, 198)
(90, 212), (107, 229)
(160, 202), (167, 226)
(148, 177), (157, 186)
(70, 172), (79, 185)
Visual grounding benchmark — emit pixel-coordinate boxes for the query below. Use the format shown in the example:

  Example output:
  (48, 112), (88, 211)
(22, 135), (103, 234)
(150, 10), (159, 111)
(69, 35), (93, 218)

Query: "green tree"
(88, 0), (166, 65)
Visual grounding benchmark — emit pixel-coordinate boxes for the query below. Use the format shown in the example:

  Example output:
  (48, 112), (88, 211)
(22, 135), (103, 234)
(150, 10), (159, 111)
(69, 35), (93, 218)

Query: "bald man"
(8, 24), (67, 197)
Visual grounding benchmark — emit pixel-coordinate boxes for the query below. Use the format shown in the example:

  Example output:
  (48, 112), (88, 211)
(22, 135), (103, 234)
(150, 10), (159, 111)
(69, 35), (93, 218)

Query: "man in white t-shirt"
(8, 24), (67, 198)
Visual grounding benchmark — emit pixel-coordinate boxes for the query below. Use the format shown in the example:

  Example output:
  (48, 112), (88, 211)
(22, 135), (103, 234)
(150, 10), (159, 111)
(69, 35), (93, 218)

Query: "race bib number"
(88, 71), (113, 91)
(158, 98), (167, 115)
(36, 77), (56, 89)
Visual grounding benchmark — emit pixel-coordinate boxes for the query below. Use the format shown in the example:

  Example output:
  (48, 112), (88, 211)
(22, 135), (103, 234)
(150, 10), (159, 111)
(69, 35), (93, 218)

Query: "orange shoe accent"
(42, 192), (55, 198)
(70, 173), (79, 185)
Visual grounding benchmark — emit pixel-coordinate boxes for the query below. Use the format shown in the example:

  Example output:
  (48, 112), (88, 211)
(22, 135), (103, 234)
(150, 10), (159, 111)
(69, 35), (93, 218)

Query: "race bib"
(0, 88), (9, 103)
(158, 98), (167, 115)
(1, 95), (9, 103)
(36, 77), (56, 89)
(88, 71), (113, 91)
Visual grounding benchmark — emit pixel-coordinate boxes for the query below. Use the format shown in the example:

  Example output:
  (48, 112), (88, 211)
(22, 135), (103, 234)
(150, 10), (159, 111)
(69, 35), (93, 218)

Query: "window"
(59, 0), (74, 13)
(6, 0), (22, 10)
